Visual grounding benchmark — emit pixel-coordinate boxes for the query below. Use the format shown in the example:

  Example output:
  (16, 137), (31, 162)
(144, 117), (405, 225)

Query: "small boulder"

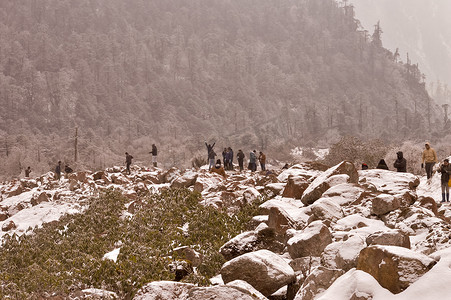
(321, 234), (366, 271)
(287, 221), (333, 259)
(171, 171), (198, 188)
(173, 246), (203, 267)
(301, 161), (358, 205)
(7, 185), (23, 197)
(2, 220), (16, 231)
(309, 198), (344, 222)
(357, 245), (436, 294)
(371, 194), (400, 216)
(418, 196), (438, 215)
(31, 192), (50, 206)
(366, 230), (411, 248)
(220, 249), (296, 296)
(0, 212), (8, 221)
(93, 171), (105, 181)
(294, 266), (345, 300)
(282, 175), (309, 199)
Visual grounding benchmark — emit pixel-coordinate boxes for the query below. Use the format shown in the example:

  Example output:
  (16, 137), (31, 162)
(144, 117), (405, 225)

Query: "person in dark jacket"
(237, 150), (245, 171)
(249, 150), (257, 172)
(205, 141), (215, 160)
(125, 152), (133, 174)
(25, 166), (32, 178)
(438, 159), (451, 202)
(227, 147), (234, 170)
(55, 161), (62, 180)
(149, 144), (158, 167)
(208, 149), (216, 170)
(64, 165), (73, 174)
(361, 163), (369, 170)
(393, 151), (407, 172)
(376, 159), (389, 170)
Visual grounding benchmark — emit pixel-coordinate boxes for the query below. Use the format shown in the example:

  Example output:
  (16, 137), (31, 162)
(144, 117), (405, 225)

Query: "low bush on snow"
(0, 188), (263, 298)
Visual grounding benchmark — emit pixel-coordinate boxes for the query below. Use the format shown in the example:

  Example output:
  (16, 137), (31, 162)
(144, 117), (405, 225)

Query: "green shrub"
(0, 188), (263, 298)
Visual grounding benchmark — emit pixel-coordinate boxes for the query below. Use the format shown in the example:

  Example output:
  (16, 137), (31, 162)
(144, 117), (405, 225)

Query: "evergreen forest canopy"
(0, 0), (445, 178)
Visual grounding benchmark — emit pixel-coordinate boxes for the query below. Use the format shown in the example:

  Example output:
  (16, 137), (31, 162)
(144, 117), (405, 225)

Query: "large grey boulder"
(309, 198), (344, 223)
(171, 171), (198, 188)
(287, 221), (332, 259)
(366, 230), (411, 248)
(133, 281), (268, 300)
(294, 266), (345, 300)
(371, 194), (400, 216)
(301, 161), (358, 205)
(321, 234), (366, 271)
(220, 249), (296, 296)
(357, 245), (436, 294)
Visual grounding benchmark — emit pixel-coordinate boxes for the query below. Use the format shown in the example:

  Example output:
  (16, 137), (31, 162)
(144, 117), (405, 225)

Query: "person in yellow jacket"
(421, 142), (437, 180)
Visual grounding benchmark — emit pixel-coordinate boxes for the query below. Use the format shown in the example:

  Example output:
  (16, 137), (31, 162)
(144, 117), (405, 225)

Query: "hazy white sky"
(353, 0), (451, 86)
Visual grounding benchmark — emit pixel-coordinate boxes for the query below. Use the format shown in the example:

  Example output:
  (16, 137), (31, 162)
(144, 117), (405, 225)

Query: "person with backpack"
(438, 158), (451, 202)
(237, 150), (245, 171)
(125, 152), (133, 174)
(393, 151), (407, 172)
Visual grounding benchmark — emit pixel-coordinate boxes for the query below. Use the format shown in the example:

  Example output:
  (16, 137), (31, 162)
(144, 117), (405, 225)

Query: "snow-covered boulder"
(159, 167), (181, 183)
(261, 200), (309, 234)
(133, 281), (268, 300)
(264, 183), (285, 198)
(321, 234), (366, 271)
(309, 198), (344, 223)
(171, 171), (198, 188)
(359, 170), (420, 195)
(243, 187), (261, 203)
(294, 266), (345, 300)
(357, 245), (436, 293)
(301, 161), (358, 205)
(220, 249), (295, 296)
(287, 221), (333, 258)
(366, 230), (411, 248)
(2, 220), (16, 231)
(220, 231), (259, 260)
(220, 225), (284, 260)
(282, 175), (310, 199)
(371, 194), (400, 216)
(31, 192), (49, 206)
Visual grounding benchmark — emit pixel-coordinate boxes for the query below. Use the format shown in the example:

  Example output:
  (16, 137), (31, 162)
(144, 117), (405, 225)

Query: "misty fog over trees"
(0, 0), (446, 179)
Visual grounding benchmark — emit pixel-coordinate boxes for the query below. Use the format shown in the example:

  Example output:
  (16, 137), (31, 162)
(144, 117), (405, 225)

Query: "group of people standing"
(205, 141), (267, 174)
(363, 142), (451, 203)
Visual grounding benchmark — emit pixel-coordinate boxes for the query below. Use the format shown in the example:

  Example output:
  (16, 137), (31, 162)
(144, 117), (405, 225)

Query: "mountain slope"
(0, 0), (444, 177)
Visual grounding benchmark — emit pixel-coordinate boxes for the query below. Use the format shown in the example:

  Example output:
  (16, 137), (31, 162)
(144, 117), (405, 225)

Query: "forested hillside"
(0, 0), (444, 178)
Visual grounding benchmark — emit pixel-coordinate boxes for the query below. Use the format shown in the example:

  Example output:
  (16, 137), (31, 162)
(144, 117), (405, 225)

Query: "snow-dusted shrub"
(0, 188), (263, 298)
(324, 136), (389, 168)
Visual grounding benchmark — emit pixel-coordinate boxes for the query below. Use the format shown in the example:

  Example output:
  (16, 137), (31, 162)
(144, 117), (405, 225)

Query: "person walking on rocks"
(258, 151), (266, 171)
(422, 142), (437, 180)
(55, 161), (62, 180)
(438, 158), (451, 202)
(237, 149), (245, 171)
(393, 151), (407, 172)
(149, 144), (158, 167)
(125, 152), (133, 174)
